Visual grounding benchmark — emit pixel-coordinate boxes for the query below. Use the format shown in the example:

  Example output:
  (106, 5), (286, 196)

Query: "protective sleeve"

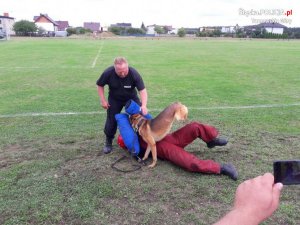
(115, 113), (140, 155)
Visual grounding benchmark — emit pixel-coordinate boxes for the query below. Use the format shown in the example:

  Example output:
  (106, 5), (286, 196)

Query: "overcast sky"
(1, 0), (298, 28)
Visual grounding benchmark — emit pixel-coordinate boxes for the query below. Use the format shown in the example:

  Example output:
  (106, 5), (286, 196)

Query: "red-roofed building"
(56, 21), (69, 31)
(33, 13), (58, 33)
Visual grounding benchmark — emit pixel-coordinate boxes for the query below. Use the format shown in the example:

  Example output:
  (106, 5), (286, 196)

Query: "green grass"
(0, 37), (300, 224)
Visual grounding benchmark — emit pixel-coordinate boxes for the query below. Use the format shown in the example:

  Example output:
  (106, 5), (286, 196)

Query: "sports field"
(0, 37), (299, 224)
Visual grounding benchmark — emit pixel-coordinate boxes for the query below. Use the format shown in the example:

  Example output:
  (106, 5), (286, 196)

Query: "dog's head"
(129, 114), (142, 125)
(174, 102), (188, 121)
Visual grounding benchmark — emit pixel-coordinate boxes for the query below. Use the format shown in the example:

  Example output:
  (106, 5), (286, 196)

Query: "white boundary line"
(0, 111), (105, 118)
(0, 66), (96, 69)
(0, 103), (299, 118)
(187, 102), (300, 110)
(91, 41), (104, 68)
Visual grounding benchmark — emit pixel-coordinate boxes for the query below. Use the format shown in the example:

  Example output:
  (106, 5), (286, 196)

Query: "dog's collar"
(132, 115), (146, 132)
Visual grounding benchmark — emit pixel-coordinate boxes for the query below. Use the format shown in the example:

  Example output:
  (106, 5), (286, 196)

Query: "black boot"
(207, 137), (228, 148)
(103, 137), (113, 154)
(221, 163), (238, 181)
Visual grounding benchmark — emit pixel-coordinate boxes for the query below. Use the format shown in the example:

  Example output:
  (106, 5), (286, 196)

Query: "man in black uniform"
(96, 57), (148, 154)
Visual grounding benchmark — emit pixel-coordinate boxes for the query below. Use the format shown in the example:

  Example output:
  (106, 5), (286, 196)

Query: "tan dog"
(130, 102), (188, 168)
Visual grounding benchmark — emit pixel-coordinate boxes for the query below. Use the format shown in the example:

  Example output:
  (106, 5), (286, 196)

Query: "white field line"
(186, 102), (300, 110)
(0, 111), (105, 118)
(91, 41), (104, 68)
(0, 66), (42, 69)
(0, 66), (96, 69)
(0, 103), (299, 118)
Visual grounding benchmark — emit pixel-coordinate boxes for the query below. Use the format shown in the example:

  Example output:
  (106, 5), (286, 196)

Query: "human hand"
(233, 173), (283, 224)
(101, 100), (110, 109)
(141, 106), (148, 115)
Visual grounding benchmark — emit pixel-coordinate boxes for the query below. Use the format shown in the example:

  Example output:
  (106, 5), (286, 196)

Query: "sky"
(1, 0), (299, 28)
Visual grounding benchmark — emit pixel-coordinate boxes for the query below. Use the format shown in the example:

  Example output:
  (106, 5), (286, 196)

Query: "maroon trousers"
(139, 122), (221, 174)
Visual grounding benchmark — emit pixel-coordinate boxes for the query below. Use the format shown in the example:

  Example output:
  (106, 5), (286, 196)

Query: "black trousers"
(104, 96), (141, 140)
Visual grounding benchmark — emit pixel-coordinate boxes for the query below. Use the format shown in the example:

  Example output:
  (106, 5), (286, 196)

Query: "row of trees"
(107, 23), (187, 37)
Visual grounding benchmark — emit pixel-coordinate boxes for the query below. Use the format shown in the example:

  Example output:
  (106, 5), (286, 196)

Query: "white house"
(33, 13), (58, 33)
(0, 13), (15, 36)
(263, 23), (286, 34)
(146, 25), (156, 35)
(221, 26), (235, 33)
(170, 28), (178, 35)
(247, 22), (287, 35)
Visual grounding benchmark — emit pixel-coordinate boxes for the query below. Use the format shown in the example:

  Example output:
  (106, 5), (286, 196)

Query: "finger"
(263, 172), (274, 181)
(271, 183), (283, 210)
(261, 173), (275, 186)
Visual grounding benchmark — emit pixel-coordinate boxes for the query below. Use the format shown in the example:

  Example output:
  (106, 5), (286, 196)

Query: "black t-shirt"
(96, 66), (145, 101)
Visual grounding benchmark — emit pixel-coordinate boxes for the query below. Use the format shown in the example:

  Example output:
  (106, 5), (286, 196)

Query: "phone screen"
(273, 160), (300, 185)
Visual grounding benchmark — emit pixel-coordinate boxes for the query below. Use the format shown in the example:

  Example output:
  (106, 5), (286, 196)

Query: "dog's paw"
(148, 162), (156, 168)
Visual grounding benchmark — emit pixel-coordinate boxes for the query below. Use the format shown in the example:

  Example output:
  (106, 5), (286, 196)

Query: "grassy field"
(0, 37), (300, 225)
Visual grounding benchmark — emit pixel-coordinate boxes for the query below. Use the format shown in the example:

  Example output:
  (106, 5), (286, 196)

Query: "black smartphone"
(273, 160), (300, 185)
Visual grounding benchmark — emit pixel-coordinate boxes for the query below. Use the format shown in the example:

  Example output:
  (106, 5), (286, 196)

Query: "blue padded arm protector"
(115, 113), (140, 155)
(125, 99), (152, 119)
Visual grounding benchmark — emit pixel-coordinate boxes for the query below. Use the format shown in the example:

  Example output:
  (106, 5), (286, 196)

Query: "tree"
(109, 26), (123, 35)
(66, 27), (76, 36)
(177, 28), (186, 37)
(212, 29), (221, 37)
(154, 26), (164, 34)
(141, 22), (147, 32)
(13, 20), (37, 36)
(127, 28), (146, 35)
(163, 26), (169, 34)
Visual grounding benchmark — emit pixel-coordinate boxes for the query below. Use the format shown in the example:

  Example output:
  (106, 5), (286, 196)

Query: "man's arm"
(139, 88), (148, 115)
(97, 85), (110, 109)
(214, 173), (283, 225)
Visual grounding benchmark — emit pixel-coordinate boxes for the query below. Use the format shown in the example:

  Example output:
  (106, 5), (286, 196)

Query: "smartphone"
(273, 160), (300, 185)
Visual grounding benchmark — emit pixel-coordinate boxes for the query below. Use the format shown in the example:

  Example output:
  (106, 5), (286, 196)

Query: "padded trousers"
(139, 122), (221, 174)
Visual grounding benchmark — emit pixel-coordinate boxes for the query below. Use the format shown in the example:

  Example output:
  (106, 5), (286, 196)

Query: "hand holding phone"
(273, 160), (300, 185)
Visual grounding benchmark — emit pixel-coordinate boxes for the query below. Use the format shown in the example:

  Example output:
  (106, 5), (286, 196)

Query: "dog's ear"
(182, 105), (188, 120)
(175, 104), (188, 120)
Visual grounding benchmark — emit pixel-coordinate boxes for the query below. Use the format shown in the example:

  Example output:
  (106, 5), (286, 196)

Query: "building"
(260, 22), (286, 34)
(55, 21), (69, 31)
(221, 26), (236, 33)
(199, 26), (218, 33)
(83, 22), (101, 33)
(33, 13), (58, 34)
(0, 13), (15, 36)
(111, 23), (132, 28)
(146, 24), (174, 35)
(184, 28), (200, 35)
(244, 22), (287, 35)
(146, 25), (156, 35)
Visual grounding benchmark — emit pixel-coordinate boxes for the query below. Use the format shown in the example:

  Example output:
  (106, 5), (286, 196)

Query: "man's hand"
(141, 105), (148, 115)
(101, 100), (110, 109)
(233, 173), (282, 224)
(214, 173), (283, 225)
